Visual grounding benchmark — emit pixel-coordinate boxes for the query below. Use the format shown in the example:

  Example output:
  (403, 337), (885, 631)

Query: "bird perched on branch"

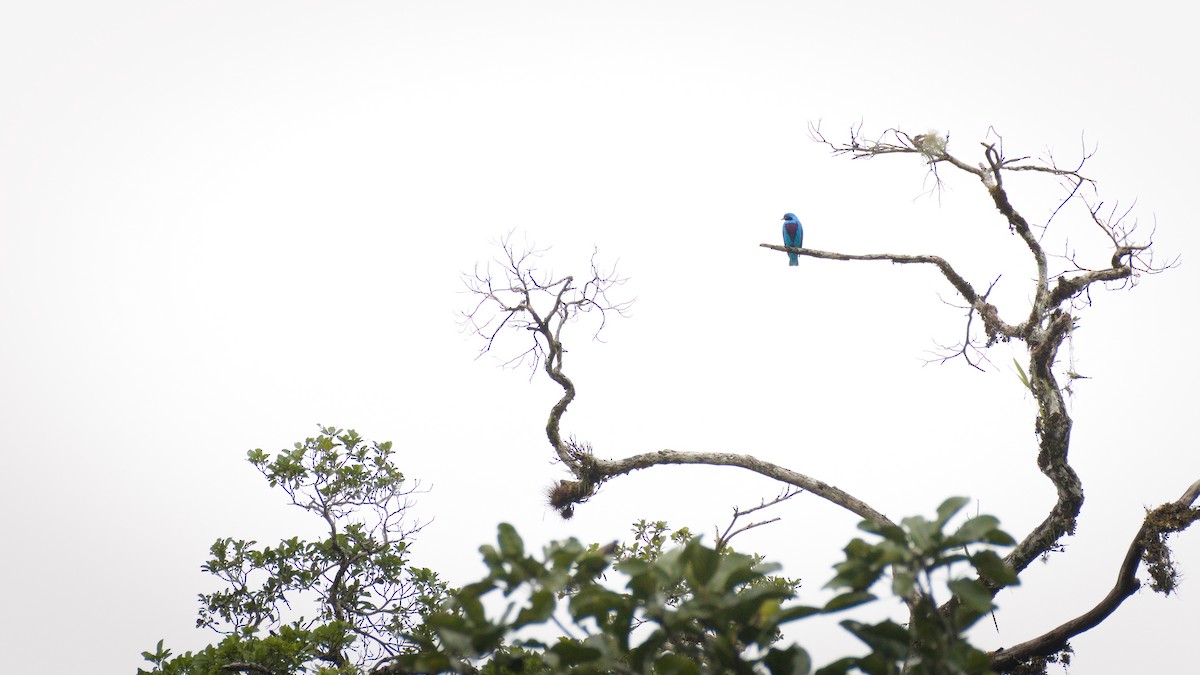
(781, 213), (804, 266)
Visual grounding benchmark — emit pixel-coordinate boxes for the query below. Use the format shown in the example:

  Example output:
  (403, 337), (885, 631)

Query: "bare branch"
(715, 488), (802, 550)
(989, 480), (1200, 671)
(459, 232), (633, 374)
(759, 243), (1024, 346)
(590, 449), (893, 527)
(461, 233), (632, 470)
(758, 244), (982, 302)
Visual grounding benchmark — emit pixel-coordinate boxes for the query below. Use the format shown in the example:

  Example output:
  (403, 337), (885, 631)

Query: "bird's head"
(782, 213), (798, 222)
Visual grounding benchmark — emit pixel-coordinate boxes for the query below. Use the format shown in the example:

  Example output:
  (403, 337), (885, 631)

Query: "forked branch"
(715, 488), (802, 550)
(799, 124), (1182, 661)
(989, 479), (1200, 671)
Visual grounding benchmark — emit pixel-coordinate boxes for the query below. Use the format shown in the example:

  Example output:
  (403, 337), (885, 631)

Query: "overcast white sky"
(1, 2), (1196, 672)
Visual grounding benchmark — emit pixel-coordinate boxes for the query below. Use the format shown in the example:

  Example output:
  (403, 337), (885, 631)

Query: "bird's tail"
(788, 253), (799, 266)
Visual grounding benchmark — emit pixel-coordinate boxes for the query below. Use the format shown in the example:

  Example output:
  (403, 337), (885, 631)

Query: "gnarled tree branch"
(756, 244), (1023, 343)
(715, 488), (801, 550)
(790, 125), (1182, 661)
(459, 232), (632, 471)
(589, 449), (893, 527)
(989, 479), (1200, 671)
(792, 126), (1171, 581)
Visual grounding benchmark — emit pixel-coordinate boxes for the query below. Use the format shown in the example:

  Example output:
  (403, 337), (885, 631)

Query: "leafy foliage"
(387, 524), (813, 674)
(384, 497), (1017, 675)
(140, 429), (1017, 675)
(139, 625), (356, 675)
(818, 497), (1019, 674)
(613, 519), (803, 619)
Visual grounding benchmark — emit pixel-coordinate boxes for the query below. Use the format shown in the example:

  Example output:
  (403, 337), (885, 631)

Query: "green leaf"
(514, 589), (557, 627)
(570, 585), (628, 625)
(766, 604), (824, 626)
(681, 540), (721, 588)
(948, 578), (994, 613)
(839, 619), (910, 659)
(654, 652), (702, 674)
(857, 520), (907, 544)
(813, 656), (857, 675)
(547, 639), (603, 665)
(497, 523), (525, 559)
(823, 591), (876, 613)
(959, 643), (993, 671)
(935, 496), (970, 528)
(764, 644), (812, 675)
(971, 549), (1019, 585)
(981, 528), (1017, 546)
(950, 514), (1004, 544)
(849, 652), (893, 675)
(901, 514), (939, 551)
(1013, 357), (1034, 392)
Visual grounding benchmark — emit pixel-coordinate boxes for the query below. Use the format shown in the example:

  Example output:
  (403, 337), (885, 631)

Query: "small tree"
(140, 427), (449, 675)
(460, 126), (1198, 671)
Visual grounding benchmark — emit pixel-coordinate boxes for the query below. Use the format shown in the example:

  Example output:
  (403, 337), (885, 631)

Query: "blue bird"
(781, 213), (804, 266)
